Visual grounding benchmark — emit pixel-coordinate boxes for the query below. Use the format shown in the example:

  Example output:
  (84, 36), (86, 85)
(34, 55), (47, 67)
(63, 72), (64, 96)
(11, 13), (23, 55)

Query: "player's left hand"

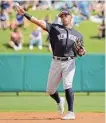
(78, 47), (86, 56)
(73, 40), (86, 56)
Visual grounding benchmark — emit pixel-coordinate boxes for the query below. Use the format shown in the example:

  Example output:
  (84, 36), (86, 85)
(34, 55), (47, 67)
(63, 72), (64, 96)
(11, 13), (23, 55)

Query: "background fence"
(0, 54), (105, 92)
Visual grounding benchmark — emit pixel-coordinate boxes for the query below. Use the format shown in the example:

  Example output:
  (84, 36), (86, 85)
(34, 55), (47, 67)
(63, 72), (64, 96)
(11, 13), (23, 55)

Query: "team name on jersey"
(57, 33), (78, 41)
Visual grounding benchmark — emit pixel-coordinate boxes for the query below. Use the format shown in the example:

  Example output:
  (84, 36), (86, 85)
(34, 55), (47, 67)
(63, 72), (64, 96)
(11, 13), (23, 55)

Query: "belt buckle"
(64, 57), (68, 61)
(57, 57), (60, 60)
(60, 57), (63, 60)
(53, 56), (71, 61)
(58, 57), (67, 61)
(61, 57), (67, 61)
(60, 57), (65, 61)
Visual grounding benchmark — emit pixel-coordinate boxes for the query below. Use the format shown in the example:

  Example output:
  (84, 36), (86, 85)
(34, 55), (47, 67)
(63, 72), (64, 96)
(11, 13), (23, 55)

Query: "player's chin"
(62, 21), (69, 26)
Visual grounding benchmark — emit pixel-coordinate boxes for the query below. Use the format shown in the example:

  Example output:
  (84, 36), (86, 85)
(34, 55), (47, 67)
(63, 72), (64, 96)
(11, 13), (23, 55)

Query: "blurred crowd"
(0, 0), (105, 51)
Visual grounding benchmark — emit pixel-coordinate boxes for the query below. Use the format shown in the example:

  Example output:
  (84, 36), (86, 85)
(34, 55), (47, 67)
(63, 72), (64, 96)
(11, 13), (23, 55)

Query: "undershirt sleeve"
(45, 21), (52, 33)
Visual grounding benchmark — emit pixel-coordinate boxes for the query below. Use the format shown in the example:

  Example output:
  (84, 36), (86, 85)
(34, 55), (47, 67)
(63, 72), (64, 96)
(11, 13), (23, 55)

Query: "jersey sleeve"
(45, 22), (52, 33)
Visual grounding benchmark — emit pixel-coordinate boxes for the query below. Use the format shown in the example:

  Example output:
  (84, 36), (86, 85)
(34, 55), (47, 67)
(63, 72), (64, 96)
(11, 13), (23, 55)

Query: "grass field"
(0, 92), (104, 112)
(0, 9), (105, 54)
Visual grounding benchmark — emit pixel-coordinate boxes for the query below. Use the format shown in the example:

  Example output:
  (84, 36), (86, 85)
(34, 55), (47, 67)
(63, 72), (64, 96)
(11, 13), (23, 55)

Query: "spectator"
(16, 12), (24, 27)
(32, 0), (39, 10)
(53, 0), (73, 10)
(34, 0), (52, 10)
(9, 25), (23, 51)
(72, 12), (87, 26)
(29, 27), (43, 50)
(7, 0), (14, 27)
(98, 19), (105, 39)
(93, 1), (104, 16)
(9, 20), (17, 30)
(90, 1), (105, 23)
(0, 9), (9, 30)
(77, 1), (90, 19)
(15, 4), (30, 29)
(1, 0), (10, 11)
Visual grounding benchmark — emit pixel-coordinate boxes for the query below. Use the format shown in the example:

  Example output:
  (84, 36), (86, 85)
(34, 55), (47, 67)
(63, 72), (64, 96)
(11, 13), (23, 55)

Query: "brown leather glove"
(73, 40), (86, 56)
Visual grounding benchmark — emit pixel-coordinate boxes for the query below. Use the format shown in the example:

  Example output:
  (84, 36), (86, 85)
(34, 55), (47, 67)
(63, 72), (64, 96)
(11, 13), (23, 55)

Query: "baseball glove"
(73, 40), (86, 56)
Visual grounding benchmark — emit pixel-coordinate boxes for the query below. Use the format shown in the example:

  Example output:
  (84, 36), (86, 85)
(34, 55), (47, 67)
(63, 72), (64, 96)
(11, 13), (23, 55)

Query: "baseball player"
(15, 3), (85, 120)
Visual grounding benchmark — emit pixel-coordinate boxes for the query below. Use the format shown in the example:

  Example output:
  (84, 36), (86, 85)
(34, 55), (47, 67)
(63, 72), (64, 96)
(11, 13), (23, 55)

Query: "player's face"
(61, 14), (72, 27)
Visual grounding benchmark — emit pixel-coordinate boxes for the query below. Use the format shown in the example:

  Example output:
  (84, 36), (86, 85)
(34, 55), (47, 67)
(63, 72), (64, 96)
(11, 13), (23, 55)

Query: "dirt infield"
(0, 112), (105, 123)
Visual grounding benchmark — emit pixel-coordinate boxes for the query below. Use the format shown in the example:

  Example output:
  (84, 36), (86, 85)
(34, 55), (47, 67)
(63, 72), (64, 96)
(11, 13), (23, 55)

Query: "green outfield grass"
(0, 92), (104, 112)
(0, 10), (105, 54)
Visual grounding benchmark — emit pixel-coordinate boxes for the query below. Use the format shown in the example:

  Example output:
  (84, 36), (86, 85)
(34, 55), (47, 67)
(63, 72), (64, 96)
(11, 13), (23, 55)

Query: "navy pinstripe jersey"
(46, 22), (84, 57)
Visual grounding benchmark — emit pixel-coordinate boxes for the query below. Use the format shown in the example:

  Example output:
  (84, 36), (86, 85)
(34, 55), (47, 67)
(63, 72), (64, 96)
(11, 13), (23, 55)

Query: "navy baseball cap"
(58, 9), (72, 17)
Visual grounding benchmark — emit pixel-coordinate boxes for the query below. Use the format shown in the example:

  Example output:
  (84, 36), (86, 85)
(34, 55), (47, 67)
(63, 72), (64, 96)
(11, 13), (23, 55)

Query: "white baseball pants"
(46, 58), (75, 95)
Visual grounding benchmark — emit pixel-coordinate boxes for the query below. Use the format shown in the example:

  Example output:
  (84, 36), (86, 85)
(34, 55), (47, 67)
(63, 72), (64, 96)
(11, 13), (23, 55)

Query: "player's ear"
(70, 15), (72, 19)
(69, 16), (72, 22)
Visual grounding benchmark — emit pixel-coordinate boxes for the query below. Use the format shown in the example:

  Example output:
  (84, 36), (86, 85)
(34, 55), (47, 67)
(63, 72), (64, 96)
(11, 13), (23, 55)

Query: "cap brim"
(58, 11), (71, 17)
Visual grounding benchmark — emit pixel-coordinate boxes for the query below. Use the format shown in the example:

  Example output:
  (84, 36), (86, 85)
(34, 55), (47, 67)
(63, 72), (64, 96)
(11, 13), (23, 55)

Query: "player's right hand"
(14, 2), (25, 15)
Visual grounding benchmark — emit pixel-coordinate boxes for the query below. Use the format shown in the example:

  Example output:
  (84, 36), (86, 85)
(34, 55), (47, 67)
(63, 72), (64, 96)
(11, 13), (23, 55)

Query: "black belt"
(53, 56), (74, 61)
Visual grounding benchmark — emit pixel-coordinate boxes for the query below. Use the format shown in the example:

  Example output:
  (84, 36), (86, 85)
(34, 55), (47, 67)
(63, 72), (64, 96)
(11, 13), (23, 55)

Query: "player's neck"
(64, 24), (73, 29)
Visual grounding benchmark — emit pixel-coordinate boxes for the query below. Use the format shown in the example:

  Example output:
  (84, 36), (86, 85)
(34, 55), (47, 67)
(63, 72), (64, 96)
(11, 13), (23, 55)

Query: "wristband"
(24, 13), (32, 20)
